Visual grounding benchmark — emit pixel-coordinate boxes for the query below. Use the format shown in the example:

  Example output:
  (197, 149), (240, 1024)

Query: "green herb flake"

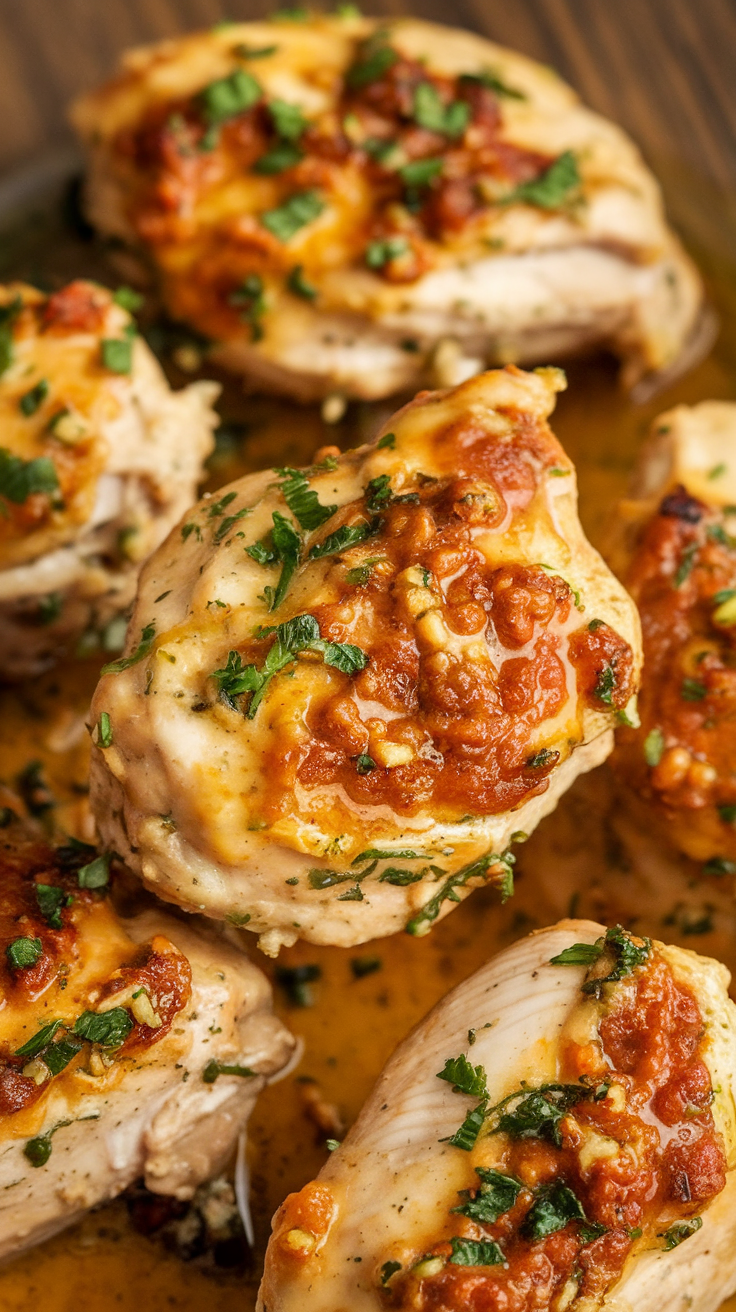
(449, 1236), (505, 1267)
(400, 157), (443, 188)
(35, 884), (69, 930)
(350, 955), (381, 979)
(235, 43), (279, 59)
(413, 82), (470, 137)
(644, 726), (665, 767)
(355, 753), (375, 774)
(549, 941), (603, 967)
(101, 622), (155, 675)
(212, 614), (366, 717)
(254, 141), (304, 174)
(43, 1036), (84, 1076)
(7, 936), (43, 970)
(660, 1217), (702, 1250)
(682, 677), (707, 702)
(436, 1053), (488, 1099)
(261, 190), (324, 242)
(453, 1167), (522, 1224)
(19, 378), (49, 417)
(250, 510), (302, 611)
(24, 1119), (73, 1169)
(523, 1181), (586, 1240)
(376, 432), (396, 450)
(365, 473), (393, 510)
(97, 711), (113, 749)
(76, 854), (110, 890)
(202, 1058), (256, 1083)
(73, 1007), (133, 1047)
(407, 848), (517, 937)
(708, 463), (727, 480)
(275, 963), (321, 1007)
(580, 925), (652, 998)
(275, 465), (337, 530)
(718, 804), (736, 826)
(494, 1084), (587, 1148)
(16, 1019), (64, 1059)
(268, 98), (306, 140)
(346, 40), (398, 89)
(309, 521), (372, 559)
(0, 296), (22, 375)
(200, 68), (262, 126)
(525, 748), (558, 769)
(229, 273), (266, 341)
(0, 448), (59, 505)
(380, 1260), (402, 1285)
(448, 1101), (487, 1152)
(365, 237), (409, 270)
(287, 264), (317, 299)
(504, 149), (580, 209)
(675, 541), (698, 587)
(703, 856), (736, 876)
(101, 337), (133, 374)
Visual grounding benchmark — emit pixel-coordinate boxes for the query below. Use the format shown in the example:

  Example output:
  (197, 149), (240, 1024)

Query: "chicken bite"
(0, 280), (219, 679)
(88, 366), (641, 953)
(71, 15), (703, 403)
(0, 817), (295, 1261)
(259, 921), (736, 1312)
(610, 401), (736, 868)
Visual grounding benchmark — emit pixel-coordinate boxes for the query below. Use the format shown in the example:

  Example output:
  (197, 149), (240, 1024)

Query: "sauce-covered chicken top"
(90, 368), (641, 950)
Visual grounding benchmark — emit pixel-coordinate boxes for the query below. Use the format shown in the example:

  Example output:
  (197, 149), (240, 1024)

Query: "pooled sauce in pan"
(0, 173), (734, 1310)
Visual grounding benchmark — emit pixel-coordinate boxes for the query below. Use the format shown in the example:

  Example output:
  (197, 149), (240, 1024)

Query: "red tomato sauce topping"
(386, 948), (725, 1310)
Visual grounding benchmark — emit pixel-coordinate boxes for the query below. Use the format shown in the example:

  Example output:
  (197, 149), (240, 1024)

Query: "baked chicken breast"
(0, 280), (219, 679)
(71, 14), (703, 402)
(0, 816), (295, 1261)
(610, 401), (736, 867)
(259, 920), (736, 1312)
(88, 367), (641, 954)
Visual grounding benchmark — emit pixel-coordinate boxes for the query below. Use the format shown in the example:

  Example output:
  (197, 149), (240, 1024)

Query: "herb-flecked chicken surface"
(259, 921), (736, 1312)
(0, 816), (295, 1261)
(72, 14), (703, 402)
(611, 401), (736, 869)
(0, 280), (219, 679)
(89, 367), (641, 954)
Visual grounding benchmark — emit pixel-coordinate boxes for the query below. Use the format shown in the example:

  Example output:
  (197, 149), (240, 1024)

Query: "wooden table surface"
(0, 0), (735, 224)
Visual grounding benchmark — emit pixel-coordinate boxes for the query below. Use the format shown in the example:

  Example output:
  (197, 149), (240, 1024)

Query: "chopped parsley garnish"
(76, 854), (110, 890)
(491, 1083), (590, 1147)
(449, 1237), (504, 1267)
(453, 1167), (522, 1224)
(268, 98), (306, 140)
(43, 1035), (84, 1076)
(660, 1217), (702, 1250)
(97, 711), (113, 748)
(378, 867), (426, 885)
(16, 1019), (65, 1058)
(101, 337), (133, 374)
(254, 140), (303, 173)
(229, 273), (266, 341)
(718, 804), (736, 826)
(448, 1102), (487, 1152)
(436, 1054), (488, 1099)
(214, 505), (251, 542)
(365, 473), (393, 509)
(101, 622), (155, 674)
(376, 432), (396, 450)
(525, 748), (558, 769)
(355, 753), (375, 774)
(400, 157), (443, 188)
(352, 846), (430, 865)
(113, 286), (144, 312)
(211, 613), (367, 717)
(704, 857), (736, 876)
(350, 955), (381, 978)
(380, 1260), (402, 1285)
(287, 264), (317, 299)
(261, 190), (324, 241)
(275, 962), (321, 1007)
(346, 37), (398, 89)
(365, 236), (409, 269)
(643, 726), (665, 766)
(309, 520), (373, 558)
(522, 1181), (586, 1240)
(6, 936), (43, 970)
(407, 846), (518, 938)
(24, 1119), (73, 1168)
(236, 43), (279, 59)
(550, 925), (651, 998)
(674, 541), (698, 587)
(19, 378), (49, 416)
(247, 511), (302, 611)
(0, 296), (22, 374)
(275, 465), (337, 530)
(459, 69), (526, 99)
(36, 884), (71, 930)
(200, 68), (261, 126)
(682, 677), (707, 701)
(412, 82), (469, 137)
(0, 448), (59, 505)
(38, 592), (62, 624)
(504, 150), (580, 209)
(73, 1007), (133, 1047)
(202, 1058), (256, 1083)
(594, 663), (617, 706)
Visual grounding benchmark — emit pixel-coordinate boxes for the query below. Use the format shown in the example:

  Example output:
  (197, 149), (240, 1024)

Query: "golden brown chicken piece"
(72, 15), (703, 402)
(88, 366), (641, 954)
(0, 280), (219, 679)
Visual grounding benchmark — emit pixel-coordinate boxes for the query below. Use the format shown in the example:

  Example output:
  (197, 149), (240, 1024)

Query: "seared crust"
(610, 401), (736, 865)
(88, 367), (641, 953)
(72, 16), (703, 401)
(0, 281), (219, 679)
(0, 817), (295, 1261)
